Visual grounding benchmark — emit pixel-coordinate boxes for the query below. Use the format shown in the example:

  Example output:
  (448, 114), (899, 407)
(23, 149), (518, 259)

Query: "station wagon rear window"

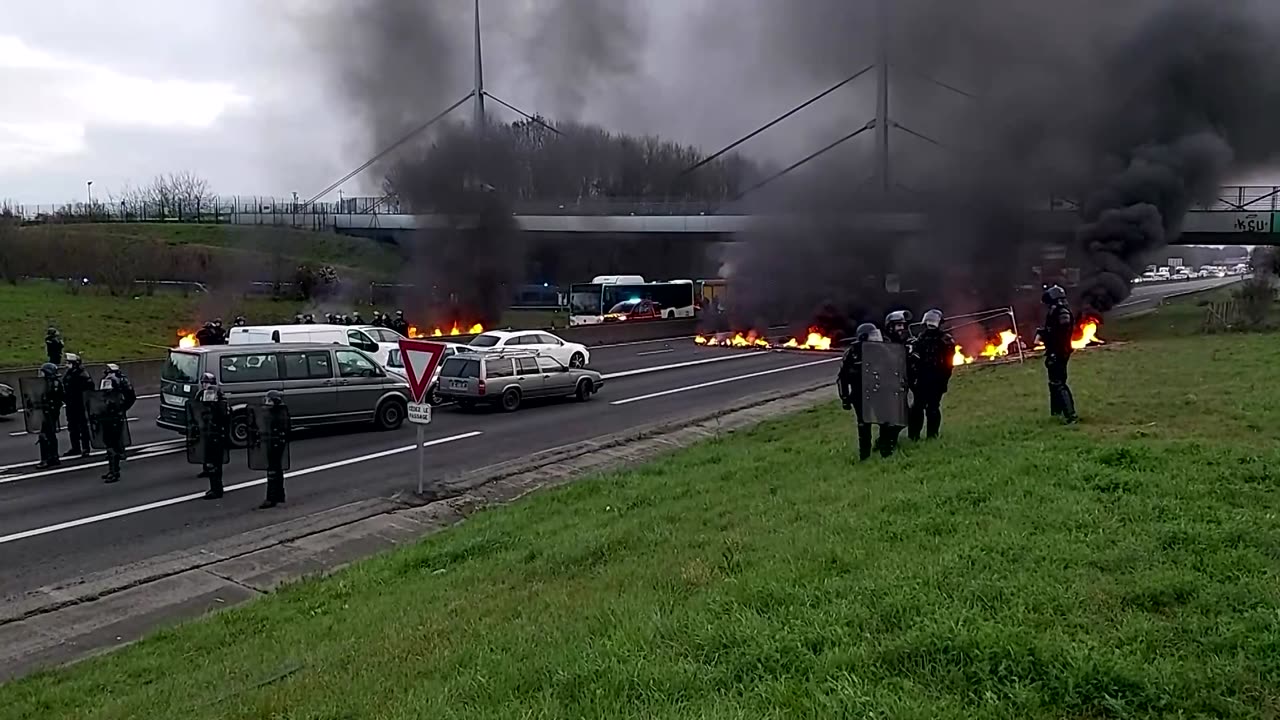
(440, 357), (480, 378)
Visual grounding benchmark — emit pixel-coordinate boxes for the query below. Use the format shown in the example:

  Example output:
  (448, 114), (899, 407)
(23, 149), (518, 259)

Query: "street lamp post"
(86, 181), (93, 211)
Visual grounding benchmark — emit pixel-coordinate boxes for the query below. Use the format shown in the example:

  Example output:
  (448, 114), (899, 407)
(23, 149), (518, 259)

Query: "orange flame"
(952, 345), (974, 366)
(177, 330), (198, 349)
(428, 322), (485, 338)
(979, 330), (1020, 359)
(1071, 319), (1104, 350)
(407, 325), (421, 339)
(694, 335), (708, 345)
(696, 328), (832, 350)
(783, 330), (833, 351)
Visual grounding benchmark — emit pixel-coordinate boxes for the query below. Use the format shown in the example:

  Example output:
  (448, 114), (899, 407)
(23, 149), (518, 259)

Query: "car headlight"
(162, 393), (187, 407)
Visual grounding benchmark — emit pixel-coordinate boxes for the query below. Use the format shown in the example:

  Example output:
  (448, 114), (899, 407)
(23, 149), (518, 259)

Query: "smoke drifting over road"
(724, 0), (1280, 322)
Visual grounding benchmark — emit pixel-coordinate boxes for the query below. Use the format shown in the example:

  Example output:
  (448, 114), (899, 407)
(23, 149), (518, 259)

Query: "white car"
(385, 342), (468, 404)
(467, 330), (591, 368)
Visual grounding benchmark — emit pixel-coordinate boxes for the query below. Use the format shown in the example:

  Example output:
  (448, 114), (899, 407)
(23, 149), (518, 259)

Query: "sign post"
(397, 339), (448, 496)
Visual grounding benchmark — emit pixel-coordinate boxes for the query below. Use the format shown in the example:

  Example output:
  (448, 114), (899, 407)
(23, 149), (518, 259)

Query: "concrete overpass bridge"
(229, 185), (1280, 245)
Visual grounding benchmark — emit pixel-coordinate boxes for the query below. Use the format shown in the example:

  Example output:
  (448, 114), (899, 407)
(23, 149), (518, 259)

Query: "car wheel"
(500, 387), (522, 412)
(569, 352), (586, 368)
(376, 398), (406, 430)
(228, 412), (251, 449)
(575, 379), (592, 402)
(427, 383), (442, 406)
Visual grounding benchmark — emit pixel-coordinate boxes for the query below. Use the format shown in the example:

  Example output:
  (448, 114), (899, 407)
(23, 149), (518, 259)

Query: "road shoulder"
(0, 379), (830, 682)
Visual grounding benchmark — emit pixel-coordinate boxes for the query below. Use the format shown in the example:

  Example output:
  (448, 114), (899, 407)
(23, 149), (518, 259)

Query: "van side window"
(281, 351), (333, 380)
(335, 350), (378, 378)
(347, 330), (377, 352)
(219, 353), (279, 383)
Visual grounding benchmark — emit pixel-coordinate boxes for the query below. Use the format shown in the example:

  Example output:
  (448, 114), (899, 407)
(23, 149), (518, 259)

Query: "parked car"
(467, 330), (591, 368)
(227, 324), (399, 368)
(0, 383), (16, 416)
(436, 351), (603, 412)
(385, 342), (468, 405)
(158, 343), (410, 446)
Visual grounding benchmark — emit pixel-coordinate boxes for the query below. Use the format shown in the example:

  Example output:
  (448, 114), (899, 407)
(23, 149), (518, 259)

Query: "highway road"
(1111, 275), (1241, 316)
(0, 337), (839, 600)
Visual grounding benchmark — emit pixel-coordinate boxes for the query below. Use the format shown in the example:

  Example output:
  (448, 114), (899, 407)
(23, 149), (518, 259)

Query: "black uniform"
(35, 374), (64, 468)
(1040, 302), (1078, 422)
(100, 375), (135, 483)
(45, 334), (63, 366)
(62, 363), (94, 456)
(837, 341), (902, 460)
(209, 321), (227, 345)
(195, 324), (216, 346)
(390, 315), (410, 336)
(249, 395), (291, 508)
(908, 327), (955, 441)
(191, 390), (230, 498)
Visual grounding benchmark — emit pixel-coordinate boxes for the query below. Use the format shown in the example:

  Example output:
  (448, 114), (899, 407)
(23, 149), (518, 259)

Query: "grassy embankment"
(4, 293), (1279, 718)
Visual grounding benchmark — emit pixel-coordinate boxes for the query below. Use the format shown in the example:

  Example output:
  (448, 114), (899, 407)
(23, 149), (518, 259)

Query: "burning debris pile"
(951, 317), (1104, 367)
(695, 328), (835, 351)
(408, 323), (485, 339)
(177, 330), (198, 349)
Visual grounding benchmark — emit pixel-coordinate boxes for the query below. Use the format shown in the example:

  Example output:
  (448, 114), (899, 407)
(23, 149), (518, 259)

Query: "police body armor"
(19, 376), (60, 435)
(860, 340), (910, 427)
(247, 404), (292, 472)
(85, 389), (132, 449)
(185, 399), (231, 465)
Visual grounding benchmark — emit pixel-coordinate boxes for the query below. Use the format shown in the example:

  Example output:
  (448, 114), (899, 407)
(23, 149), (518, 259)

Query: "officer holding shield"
(249, 390), (292, 509)
(187, 372), (230, 499)
(838, 323), (908, 460)
(24, 363), (65, 469)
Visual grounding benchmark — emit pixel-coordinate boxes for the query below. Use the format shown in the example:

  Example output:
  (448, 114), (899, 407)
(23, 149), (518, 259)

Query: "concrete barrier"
(0, 320), (702, 398)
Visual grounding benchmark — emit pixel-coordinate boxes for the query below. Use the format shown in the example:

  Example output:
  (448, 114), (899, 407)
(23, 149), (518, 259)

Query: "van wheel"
(500, 387), (522, 412)
(569, 352), (585, 369)
(376, 398), (406, 430)
(228, 413), (251, 449)
(575, 379), (593, 402)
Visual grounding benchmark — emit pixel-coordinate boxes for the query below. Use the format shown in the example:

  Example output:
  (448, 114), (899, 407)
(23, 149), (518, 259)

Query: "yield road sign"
(397, 339), (448, 405)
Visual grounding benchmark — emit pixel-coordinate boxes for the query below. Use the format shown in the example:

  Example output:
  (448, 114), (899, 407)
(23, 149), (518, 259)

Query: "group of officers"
(836, 284), (1080, 460)
(21, 359), (292, 509)
(289, 309), (411, 335)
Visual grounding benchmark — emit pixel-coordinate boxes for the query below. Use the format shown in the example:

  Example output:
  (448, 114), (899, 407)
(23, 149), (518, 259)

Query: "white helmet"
(923, 309), (943, 328)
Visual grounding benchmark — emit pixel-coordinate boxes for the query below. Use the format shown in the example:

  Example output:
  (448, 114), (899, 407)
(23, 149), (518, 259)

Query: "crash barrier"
(0, 319), (702, 398)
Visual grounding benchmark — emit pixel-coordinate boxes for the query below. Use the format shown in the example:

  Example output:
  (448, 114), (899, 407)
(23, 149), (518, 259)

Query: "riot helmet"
(395, 309), (404, 318)
(66, 352), (82, 366)
(352, 312), (363, 323)
(40, 362), (58, 378)
(265, 389), (284, 406)
(199, 371), (218, 401)
(105, 363), (120, 375)
(200, 371), (216, 386)
(303, 313), (314, 322)
(884, 310), (910, 340)
(46, 327), (58, 338)
(855, 322), (883, 342)
(1042, 285), (1067, 306)
(235, 315), (246, 326)
(294, 314), (304, 324)
(213, 318), (223, 327)
(922, 309), (944, 329)
(203, 320), (214, 329)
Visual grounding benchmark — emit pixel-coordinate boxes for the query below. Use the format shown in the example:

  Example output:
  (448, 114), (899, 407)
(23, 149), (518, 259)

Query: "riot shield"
(860, 341), (909, 427)
(17, 377), (47, 435)
(247, 405), (291, 472)
(185, 401), (231, 466)
(85, 390), (131, 450)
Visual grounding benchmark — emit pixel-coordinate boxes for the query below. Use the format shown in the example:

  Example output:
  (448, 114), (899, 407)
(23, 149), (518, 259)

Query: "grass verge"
(3, 307), (1278, 717)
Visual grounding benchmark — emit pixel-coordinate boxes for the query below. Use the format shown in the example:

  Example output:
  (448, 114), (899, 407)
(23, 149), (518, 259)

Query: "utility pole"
(874, 0), (890, 193)
(473, 0), (486, 134)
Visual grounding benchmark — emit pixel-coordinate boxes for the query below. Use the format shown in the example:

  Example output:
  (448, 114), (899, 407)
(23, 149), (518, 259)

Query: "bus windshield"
(569, 284), (602, 316)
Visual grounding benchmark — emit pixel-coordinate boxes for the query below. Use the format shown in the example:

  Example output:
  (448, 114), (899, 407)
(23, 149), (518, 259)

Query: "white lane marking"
(0, 431), (484, 545)
(0, 438), (185, 474)
(634, 349), (675, 356)
(0, 445), (187, 484)
(610, 357), (840, 405)
(137, 393), (159, 400)
(601, 352), (767, 380)
(8, 417), (139, 438)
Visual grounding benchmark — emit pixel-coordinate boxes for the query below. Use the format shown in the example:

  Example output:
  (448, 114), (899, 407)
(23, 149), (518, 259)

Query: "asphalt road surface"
(1111, 275), (1241, 316)
(0, 337), (839, 599)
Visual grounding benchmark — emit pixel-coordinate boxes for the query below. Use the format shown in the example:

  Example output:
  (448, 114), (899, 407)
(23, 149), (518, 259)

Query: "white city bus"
(568, 276), (696, 326)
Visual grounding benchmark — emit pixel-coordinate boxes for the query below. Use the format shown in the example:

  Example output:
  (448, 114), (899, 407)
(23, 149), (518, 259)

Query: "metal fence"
(4, 186), (1279, 223)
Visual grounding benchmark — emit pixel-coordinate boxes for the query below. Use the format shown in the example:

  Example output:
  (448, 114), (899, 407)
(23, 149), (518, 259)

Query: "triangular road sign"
(397, 339), (448, 404)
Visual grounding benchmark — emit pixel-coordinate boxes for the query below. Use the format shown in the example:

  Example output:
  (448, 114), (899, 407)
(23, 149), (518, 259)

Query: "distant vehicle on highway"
(385, 342), (468, 405)
(158, 343), (410, 446)
(467, 330), (591, 368)
(568, 275), (695, 326)
(0, 383), (15, 416)
(228, 324), (398, 367)
(436, 351), (603, 412)
(603, 298), (665, 322)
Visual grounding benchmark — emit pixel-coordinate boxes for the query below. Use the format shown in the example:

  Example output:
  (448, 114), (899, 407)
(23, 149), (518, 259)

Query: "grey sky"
(1, 1), (1272, 205)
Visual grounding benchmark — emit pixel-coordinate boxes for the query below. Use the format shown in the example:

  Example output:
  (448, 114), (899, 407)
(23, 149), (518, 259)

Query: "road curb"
(0, 376), (833, 681)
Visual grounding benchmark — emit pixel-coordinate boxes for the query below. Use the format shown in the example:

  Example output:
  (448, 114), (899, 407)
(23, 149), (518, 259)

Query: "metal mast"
(873, 0), (890, 192)
(473, 0), (486, 133)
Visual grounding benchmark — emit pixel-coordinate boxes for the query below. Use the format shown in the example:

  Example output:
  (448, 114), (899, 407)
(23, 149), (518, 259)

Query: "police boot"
(907, 406), (923, 442)
(1048, 384), (1063, 417)
(1060, 385), (1079, 424)
(104, 454), (121, 483)
(877, 426), (901, 458)
(857, 424), (873, 461)
(926, 407), (942, 439)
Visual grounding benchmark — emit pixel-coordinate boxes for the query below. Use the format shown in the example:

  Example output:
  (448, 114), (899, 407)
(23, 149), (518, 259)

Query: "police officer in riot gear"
(45, 327), (63, 366)
(62, 353), (94, 457)
(340, 314), (351, 326)
(303, 313), (315, 324)
(907, 309), (955, 441)
(33, 363), (64, 468)
(234, 315), (247, 327)
(390, 310), (410, 336)
(188, 372), (230, 499)
(371, 311), (385, 327)
(838, 323), (905, 460)
(195, 321), (216, 346)
(210, 318), (226, 344)
(351, 311), (363, 325)
(1036, 285), (1079, 423)
(884, 310), (912, 345)
(252, 390), (291, 509)
(293, 314), (304, 325)
(97, 364), (135, 483)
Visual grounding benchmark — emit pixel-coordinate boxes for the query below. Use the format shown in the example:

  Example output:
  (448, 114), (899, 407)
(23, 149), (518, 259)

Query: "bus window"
(569, 284), (602, 317)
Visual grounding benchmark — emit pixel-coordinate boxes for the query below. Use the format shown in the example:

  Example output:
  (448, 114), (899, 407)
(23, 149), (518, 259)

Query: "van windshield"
(163, 351), (200, 383)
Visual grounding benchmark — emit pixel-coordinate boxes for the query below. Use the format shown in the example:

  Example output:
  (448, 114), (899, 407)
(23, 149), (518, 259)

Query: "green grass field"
(0, 280), (565, 369)
(18, 223), (406, 276)
(3, 300), (1278, 718)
